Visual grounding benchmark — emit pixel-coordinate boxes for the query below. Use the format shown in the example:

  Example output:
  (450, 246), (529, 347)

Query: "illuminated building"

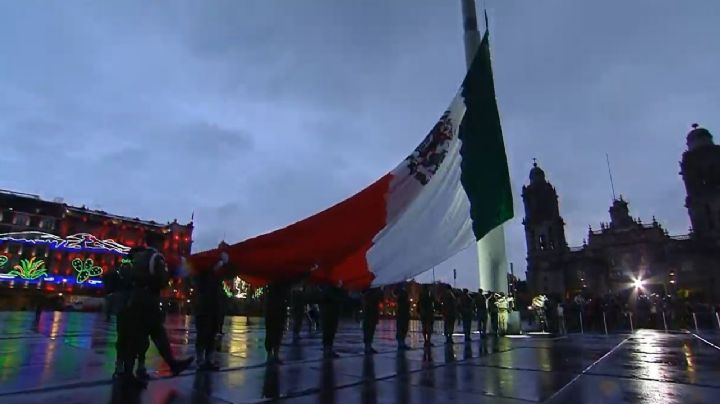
(524, 125), (720, 301)
(0, 189), (192, 307)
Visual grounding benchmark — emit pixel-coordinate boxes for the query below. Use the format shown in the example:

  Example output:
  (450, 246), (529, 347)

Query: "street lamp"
(633, 278), (644, 289)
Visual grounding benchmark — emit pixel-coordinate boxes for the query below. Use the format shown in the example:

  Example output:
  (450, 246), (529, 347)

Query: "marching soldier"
(458, 289), (474, 342)
(441, 285), (457, 344)
(395, 283), (411, 350)
(475, 289), (488, 336)
(361, 287), (383, 354)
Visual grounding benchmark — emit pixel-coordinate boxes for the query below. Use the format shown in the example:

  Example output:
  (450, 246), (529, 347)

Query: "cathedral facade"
(524, 125), (720, 302)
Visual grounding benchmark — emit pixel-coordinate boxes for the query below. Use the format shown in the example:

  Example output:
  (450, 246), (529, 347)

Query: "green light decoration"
(9, 257), (48, 280)
(72, 258), (103, 283)
(0, 255), (7, 268)
(121, 258), (132, 265)
(222, 281), (232, 298)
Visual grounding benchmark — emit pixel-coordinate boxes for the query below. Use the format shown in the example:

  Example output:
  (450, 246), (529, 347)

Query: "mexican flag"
(189, 30), (513, 289)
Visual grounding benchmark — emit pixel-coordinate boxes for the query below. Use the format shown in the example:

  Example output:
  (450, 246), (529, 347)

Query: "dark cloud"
(1, 1), (718, 288)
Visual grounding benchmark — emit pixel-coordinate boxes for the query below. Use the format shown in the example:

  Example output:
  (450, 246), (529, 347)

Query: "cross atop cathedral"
(532, 157), (537, 167)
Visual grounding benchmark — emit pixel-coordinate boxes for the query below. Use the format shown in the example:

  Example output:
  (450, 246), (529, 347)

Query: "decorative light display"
(8, 257), (48, 280)
(72, 258), (103, 283)
(0, 255), (7, 268)
(0, 231), (131, 255)
(222, 281), (233, 298)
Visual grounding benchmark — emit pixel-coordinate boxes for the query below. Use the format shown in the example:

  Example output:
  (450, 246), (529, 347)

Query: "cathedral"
(524, 124), (720, 302)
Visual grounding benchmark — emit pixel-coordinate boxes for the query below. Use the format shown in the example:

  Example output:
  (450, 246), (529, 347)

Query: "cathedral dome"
(529, 160), (546, 184)
(687, 123), (714, 151)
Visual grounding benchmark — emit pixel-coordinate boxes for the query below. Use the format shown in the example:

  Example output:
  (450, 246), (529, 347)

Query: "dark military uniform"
(441, 287), (457, 344)
(320, 285), (345, 357)
(488, 293), (499, 335)
(264, 281), (291, 362)
(362, 288), (382, 353)
(192, 261), (228, 369)
(458, 290), (474, 341)
(475, 290), (488, 336)
(290, 287), (306, 340)
(418, 287), (435, 346)
(103, 257), (134, 377)
(125, 247), (192, 377)
(395, 286), (411, 349)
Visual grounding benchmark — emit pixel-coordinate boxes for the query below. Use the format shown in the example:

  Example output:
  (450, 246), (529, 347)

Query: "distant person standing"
(192, 246), (231, 371)
(361, 287), (383, 354)
(458, 289), (474, 342)
(475, 289), (488, 336)
(395, 284), (411, 350)
(440, 285), (457, 344)
(418, 285), (436, 347)
(557, 303), (566, 334)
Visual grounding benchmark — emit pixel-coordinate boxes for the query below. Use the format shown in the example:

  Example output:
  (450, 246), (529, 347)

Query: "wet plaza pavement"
(0, 312), (719, 403)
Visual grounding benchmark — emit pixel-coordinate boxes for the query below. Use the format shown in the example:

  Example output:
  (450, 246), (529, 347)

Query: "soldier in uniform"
(458, 289), (474, 342)
(192, 246), (231, 371)
(395, 283), (411, 350)
(320, 282), (345, 358)
(488, 292), (499, 335)
(125, 234), (193, 385)
(440, 285), (457, 344)
(290, 284), (307, 342)
(417, 284), (436, 347)
(475, 289), (488, 336)
(264, 280), (292, 363)
(362, 287), (383, 354)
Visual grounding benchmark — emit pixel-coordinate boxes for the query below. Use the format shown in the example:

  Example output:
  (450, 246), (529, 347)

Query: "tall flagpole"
(460, 0), (510, 295)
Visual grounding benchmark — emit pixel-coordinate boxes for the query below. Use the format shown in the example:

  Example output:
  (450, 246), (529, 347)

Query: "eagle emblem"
(404, 111), (453, 185)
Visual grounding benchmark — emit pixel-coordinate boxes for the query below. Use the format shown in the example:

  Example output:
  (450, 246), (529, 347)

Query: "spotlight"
(633, 278), (644, 289)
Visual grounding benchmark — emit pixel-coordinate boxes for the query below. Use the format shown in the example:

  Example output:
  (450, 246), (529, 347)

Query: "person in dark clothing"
(441, 285), (457, 344)
(192, 247), (231, 371)
(418, 285), (436, 347)
(395, 283), (411, 349)
(458, 289), (474, 341)
(264, 280), (291, 363)
(475, 289), (487, 336)
(362, 287), (383, 354)
(488, 293), (499, 335)
(440, 285), (457, 344)
(320, 282), (345, 358)
(124, 236), (194, 386)
(104, 256), (134, 380)
(290, 285), (306, 342)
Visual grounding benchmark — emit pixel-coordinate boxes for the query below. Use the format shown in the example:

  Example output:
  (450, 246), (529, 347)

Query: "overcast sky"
(1, 1), (718, 288)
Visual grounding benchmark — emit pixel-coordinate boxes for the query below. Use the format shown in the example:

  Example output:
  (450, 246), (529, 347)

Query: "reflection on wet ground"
(0, 312), (719, 403)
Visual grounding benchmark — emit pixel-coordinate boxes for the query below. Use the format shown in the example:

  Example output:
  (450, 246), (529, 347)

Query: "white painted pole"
(715, 312), (720, 330)
(579, 312), (584, 334)
(662, 311), (668, 333)
(693, 313), (699, 333)
(461, 0), (510, 298)
(628, 312), (634, 333)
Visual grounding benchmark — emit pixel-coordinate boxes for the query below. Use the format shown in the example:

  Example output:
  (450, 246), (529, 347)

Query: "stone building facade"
(524, 125), (720, 302)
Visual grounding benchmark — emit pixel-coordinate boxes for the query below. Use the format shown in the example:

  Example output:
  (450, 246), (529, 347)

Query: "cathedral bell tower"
(680, 124), (720, 240)
(522, 160), (568, 256)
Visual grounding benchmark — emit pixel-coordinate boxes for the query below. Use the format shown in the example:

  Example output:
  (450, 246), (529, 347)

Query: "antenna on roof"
(606, 153), (617, 201)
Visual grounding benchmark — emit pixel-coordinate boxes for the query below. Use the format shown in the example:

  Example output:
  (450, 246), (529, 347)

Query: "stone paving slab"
(1, 312), (720, 403)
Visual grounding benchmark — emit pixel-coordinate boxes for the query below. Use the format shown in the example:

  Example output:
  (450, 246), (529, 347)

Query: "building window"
(12, 213), (30, 227)
(539, 235), (546, 251)
(39, 218), (55, 231)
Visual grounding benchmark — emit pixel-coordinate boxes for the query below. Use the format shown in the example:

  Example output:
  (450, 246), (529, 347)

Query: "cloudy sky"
(1, 1), (718, 288)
